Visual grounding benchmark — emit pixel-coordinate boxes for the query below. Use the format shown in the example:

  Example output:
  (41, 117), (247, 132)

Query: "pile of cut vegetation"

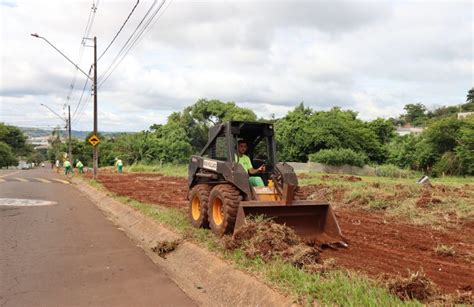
(224, 218), (327, 272)
(384, 271), (437, 302)
(384, 270), (474, 304)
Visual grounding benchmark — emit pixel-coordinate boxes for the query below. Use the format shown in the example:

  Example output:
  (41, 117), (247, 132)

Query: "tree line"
(3, 88), (473, 176)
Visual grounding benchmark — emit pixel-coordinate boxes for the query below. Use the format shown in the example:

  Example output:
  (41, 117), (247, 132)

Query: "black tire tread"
(208, 184), (242, 236)
(188, 184), (211, 228)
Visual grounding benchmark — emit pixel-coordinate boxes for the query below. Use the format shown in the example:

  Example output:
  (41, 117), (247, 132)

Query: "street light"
(32, 33), (99, 179)
(40, 103), (66, 122)
(30, 33), (92, 80)
(40, 103), (72, 166)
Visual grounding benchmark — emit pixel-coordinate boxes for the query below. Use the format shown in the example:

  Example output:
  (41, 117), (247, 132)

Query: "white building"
(458, 112), (474, 119)
(27, 136), (51, 149)
(395, 126), (424, 136)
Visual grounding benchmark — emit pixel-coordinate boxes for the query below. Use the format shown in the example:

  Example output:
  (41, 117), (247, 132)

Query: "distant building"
(458, 112), (474, 119)
(395, 124), (424, 136)
(27, 136), (51, 149)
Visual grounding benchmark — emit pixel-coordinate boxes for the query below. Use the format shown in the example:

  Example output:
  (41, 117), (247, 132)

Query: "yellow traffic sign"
(88, 134), (100, 146)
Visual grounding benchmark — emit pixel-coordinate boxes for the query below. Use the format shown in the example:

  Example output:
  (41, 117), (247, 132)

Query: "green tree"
(467, 87), (474, 104)
(409, 116), (474, 175)
(387, 134), (420, 169)
(274, 103), (313, 162)
(0, 123), (32, 156)
(276, 105), (385, 163)
(0, 142), (18, 167)
(149, 121), (193, 163)
(453, 117), (474, 175)
(367, 118), (396, 145)
(163, 99), (258, 153)
(403, 103), (428, 126)
(422, 117), (461, 156)
(108, 132), (148, 165)
(27, 150), (46, 164)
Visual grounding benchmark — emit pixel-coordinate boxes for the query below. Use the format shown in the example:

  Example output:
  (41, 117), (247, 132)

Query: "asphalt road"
(0, 168), (195, 306)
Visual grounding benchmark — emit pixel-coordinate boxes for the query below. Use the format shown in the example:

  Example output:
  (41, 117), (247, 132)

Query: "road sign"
(88, 134), (100, 146)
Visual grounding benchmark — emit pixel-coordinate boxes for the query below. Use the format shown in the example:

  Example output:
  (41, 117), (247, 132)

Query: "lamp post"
(32, 33), (98, 179)
(40, 103), (72, 164)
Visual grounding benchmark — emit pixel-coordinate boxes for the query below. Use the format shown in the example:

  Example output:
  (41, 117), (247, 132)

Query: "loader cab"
(229, 121), (277, 169)
(201, 121), (277, 169)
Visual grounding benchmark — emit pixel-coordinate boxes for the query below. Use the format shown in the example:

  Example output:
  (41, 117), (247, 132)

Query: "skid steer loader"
(187, 121), (343, 245)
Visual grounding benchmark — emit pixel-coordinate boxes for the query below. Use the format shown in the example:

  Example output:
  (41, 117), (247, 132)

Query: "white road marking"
(33, 177), (52, 183)
(13, 177), (29, 182)
(51, 179), (70, 184)
(0, 198), (57, 207)
(0, 178), (5, 183)
(0, 170), (22, 178)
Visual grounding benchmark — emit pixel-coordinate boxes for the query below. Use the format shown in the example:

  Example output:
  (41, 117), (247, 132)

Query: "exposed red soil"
(84, 171), (188, 208)
(324, 208), (474, 293)
(84, 171), (474, 294)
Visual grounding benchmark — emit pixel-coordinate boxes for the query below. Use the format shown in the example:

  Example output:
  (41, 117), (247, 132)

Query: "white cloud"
(1, 0), (472, 131)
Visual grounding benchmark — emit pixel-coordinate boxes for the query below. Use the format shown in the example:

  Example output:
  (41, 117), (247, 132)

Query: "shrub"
(375, 164), (416, 178)
(432, 152), (461, 177)
(309, 148), (367, 167)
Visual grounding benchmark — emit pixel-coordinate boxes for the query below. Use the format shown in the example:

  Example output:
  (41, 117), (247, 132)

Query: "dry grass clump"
(436, 288), (474, 305)
(152, 239), (181, 258)
(434, 244), (456, 257)
(303, 257), (337, 274)
(224, 218), (322, 271)
(384, 271), (437, 302)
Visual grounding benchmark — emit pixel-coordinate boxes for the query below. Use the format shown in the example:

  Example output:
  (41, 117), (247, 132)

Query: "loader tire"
(188, 184), (211, 228)
(294, 186), (307, 200)
(208, 184), (242, 236)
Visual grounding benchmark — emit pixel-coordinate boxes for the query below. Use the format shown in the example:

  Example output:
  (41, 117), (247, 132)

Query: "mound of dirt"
(416, 189), (443, 208)
(319, 174), (362, 182)
(321, 174), (338, 181)
(343, 175), (362, 182)
(303, 184), (346, 203)
(385, 271), (438, 302)
(224, 219), (322, 270)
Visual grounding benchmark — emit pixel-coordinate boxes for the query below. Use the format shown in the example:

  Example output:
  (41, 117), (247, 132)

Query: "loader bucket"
(234, 200), (344, 245)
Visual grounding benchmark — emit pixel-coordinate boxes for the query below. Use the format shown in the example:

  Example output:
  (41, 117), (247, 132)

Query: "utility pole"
(68, 105), (73, 165)
(32, 33), (98, 179)
(93, 36), (98, 180)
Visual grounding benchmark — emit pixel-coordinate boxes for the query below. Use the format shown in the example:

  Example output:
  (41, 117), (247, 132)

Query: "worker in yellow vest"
(114, 158), (123, 173)
(75, 160), (84, 174)
(64, 159), (72, 176)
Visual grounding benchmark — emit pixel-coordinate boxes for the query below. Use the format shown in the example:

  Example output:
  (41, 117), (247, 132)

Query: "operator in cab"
(235, 139), (265, 187)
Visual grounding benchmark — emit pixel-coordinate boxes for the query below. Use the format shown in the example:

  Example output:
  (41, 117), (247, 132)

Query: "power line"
(98, 0), (166, 88)
(143, 0), (173, 38)
(98, 0), (160, 83)
(97, 0), (140, 61)
(69, 0), (99, 119)
(74, 86), (94, 124)
(72, 65), (94, 121)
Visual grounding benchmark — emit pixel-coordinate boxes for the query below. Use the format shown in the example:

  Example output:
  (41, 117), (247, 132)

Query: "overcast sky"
(0, 0), (472, 132)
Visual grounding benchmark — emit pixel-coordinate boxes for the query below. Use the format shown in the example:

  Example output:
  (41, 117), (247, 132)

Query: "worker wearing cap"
(115, 158), (123, 173)
(235, 140), (265, 187)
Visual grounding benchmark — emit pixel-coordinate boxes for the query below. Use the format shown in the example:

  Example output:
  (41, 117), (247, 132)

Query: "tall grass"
(125, 162), (188, 177)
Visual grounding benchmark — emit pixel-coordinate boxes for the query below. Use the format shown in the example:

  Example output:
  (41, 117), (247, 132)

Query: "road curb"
(72, 178), (294, 307)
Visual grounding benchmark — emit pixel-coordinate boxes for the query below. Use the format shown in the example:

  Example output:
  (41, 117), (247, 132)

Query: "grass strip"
(79, 176), (418, 306)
